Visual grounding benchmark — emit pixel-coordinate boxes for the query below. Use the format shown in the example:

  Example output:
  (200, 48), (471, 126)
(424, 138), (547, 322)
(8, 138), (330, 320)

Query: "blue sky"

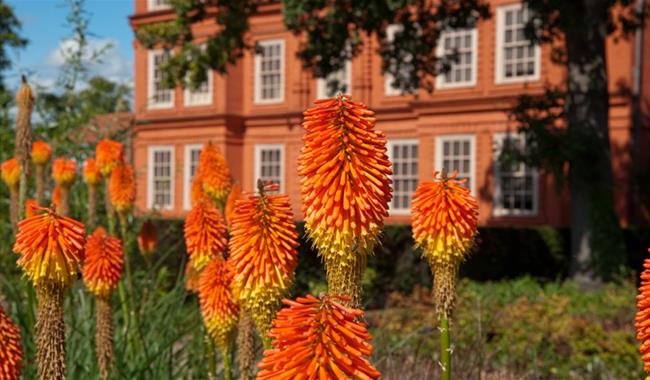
(5, 0), (134, 92)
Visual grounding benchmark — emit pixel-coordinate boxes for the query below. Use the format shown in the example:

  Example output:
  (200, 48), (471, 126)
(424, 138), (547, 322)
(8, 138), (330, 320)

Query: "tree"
(135, 0), (646, 281)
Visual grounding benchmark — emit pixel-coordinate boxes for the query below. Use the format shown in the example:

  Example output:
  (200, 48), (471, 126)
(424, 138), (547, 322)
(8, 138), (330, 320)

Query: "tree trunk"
(565, 0), (625, 283)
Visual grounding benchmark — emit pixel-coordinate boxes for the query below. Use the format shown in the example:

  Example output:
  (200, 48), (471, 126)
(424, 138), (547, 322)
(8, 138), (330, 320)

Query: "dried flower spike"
(0, 305), (24, 380)
(32, 140), (52, 166)
(298, 95), (392, 306)
(199, 258), (239, 353)
(14, 207), (86, 288)
(184, 200), (228, 271)
(257, 294), (381, 380)
(229, 182), (299, 336)
(83, 227), (124, 299)
(197, 142), (231, 204)
(96, 139), (124, 176)
(51, 158), (77, 186)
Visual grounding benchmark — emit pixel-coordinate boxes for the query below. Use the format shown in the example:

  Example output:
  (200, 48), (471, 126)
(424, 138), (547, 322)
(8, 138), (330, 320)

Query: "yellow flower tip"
(298, 96), (392, 261)
(51, 158), (77, 186)
(0, 305), (23, 380)
(184, 200), (228, 271)
(82, 227), (124, 298)
(228, 188), (299, 304)
(411, 170), (479, 266)
(109, 162), (136, 214)
(83, 158), (102, 186)
(257, 294), (381, 380)
(199, 258), (239, 350)
(1, 158), (20, 187)
(197, 142), (231, 203)
(636, 249), (650, 375)
(25, 198), (39, 218)
(31, 140), (52, 166)
(13, 207), (86, 288)
(96, 139), (124, 176)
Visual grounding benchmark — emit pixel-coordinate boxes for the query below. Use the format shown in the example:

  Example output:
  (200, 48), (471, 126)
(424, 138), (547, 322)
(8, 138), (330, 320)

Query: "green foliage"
(370, 277), (644, 379)
(0, 0), (28, 92)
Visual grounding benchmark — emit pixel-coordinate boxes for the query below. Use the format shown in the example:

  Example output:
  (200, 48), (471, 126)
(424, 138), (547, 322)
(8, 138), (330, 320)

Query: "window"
(436, 28), (477, 89)
(254, 144), (284, 192)
(147, 0), (171, 11)
(384, 24), (410, 96)
(148, 146), (175, 210)
(148, 50), (174, 109)
(317, 61), (352, 99)
(255, 39), (285, 104)
(387, 140), (419, 214)
(495, 3), (540, 83)
(184, 71), (212, 107)
(435, 135), (476, 194)
(493, 133), (538, 216)
(183, 144), (203, 210)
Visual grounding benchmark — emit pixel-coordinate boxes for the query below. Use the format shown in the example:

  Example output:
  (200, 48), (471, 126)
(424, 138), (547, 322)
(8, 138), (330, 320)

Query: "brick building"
(129, 0), (650, 226)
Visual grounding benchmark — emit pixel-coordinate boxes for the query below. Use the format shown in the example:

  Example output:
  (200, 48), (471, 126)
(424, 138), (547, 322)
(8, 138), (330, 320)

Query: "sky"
(4, 0), (134, 92)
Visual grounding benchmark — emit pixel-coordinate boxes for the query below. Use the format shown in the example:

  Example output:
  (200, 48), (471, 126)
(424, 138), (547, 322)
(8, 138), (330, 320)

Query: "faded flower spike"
(197, 142), (231, 204)
(0, 305), (24, 380)
(228, 182), (299, 337)
(184, 200), (228, 271)
(298, 95), (392, 306)
(14, 207), (86, 288)
(83, 227), (124, 298)
(257, 294), (381, 380)
(199, 257), (239, 354)
(96, 139), (124, 176)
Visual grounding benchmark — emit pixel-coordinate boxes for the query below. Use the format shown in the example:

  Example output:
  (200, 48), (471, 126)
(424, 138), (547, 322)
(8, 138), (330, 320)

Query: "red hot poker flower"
(199, 258), (239, 352)
(96, 139), (124, 176)
(82, 227), (124, 298)
(636, 249), (650, 376)
(32, 140), (52, 166)
(184, 200), (228, 270)
(51, 158), (77, 187)
(0, 305), (23, 380)
(83, 158), (102, 186)
(1, 158), (20, 187)
(257, 294), (381, 380)
(197, 142), (231, 204)
(109, 162), (136, 213)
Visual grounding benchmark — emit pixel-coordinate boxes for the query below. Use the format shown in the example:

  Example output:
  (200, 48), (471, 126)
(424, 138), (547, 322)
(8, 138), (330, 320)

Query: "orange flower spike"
(224, 183), (242, 228)
(191, 176), (210, 206)
(25, 198), (39, 218)
(96, 139), (124, 176)
(199, 258), (239, 352)
(0, 305), (24, 380)
(83, 158), (102, 186)
(109, 163), (136, 213)
(32, 140), (52, 166)
(256, 294), (381, 380)
(228, 183), (299, 335)
(411, 171), (479, 266)
(1, 158), (20, 187)
(51, 158), (77, 186)
(197, 142), (231, 204)
(137, 221), (157, 258)
(82, 227), (124, 298)
(13, 208), (86, 288)
(636, 249), (650, 376)
(298, 96), (392, 267)
(184, 200), (228, 271)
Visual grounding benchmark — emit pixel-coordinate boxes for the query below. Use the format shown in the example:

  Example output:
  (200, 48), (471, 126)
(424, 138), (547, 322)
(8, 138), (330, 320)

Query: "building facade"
(129, 0), (650, 226)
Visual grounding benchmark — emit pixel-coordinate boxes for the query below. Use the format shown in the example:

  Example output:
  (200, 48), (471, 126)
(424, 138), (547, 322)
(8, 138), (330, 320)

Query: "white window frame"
(147, 49), (174, 109)
(495, 3), (541, 84)
(387, 139), (419, 215)
(254, 144), (284, 193)
(254, 39), (285, 104)
(183, 52), (213, 107)
(384, 24), (406, 96)
(436, 28), (478, 89)
(317, 60), (352, 99)
(147, 145), (175, 211)
(147, 0), (171, 11)
(183, 144), (203, 210)
(492, 132), (539, 217)
(434, 134), (477, 195)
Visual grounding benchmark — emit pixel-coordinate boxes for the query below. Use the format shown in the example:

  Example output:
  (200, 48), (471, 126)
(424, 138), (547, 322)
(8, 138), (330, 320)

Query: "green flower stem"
(440, 311), (451, 380)
(223, 349), (232, 380)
